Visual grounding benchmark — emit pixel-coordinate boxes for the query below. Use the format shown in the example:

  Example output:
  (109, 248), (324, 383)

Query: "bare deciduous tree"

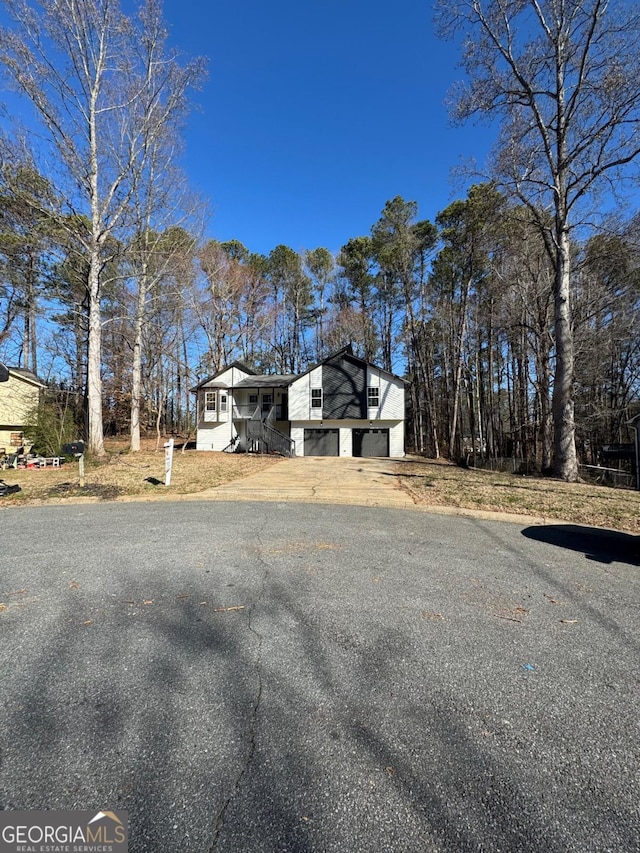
(126, 1), (205, 452)
(0, 0), (205, 455)
(436, 0), (640, 480)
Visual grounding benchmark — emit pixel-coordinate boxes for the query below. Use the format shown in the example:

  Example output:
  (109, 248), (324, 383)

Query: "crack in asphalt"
(310, 472), (321, 498)
(208, 517), (270, 852)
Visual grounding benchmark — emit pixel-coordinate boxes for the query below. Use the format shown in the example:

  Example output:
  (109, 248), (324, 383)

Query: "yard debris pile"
(46, 482), (123, 500)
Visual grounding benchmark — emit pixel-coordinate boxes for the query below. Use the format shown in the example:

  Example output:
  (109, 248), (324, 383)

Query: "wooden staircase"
(246, 407), (295, 457)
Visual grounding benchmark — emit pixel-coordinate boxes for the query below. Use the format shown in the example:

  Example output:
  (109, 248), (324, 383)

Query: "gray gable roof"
(290, 345), (406, 385)
(191, 360), (257, 392)
(8, 367), (47, 387)
(234, 375), (296, 389)
(192, 374), (296, 392)
(191, 346), (406, 394)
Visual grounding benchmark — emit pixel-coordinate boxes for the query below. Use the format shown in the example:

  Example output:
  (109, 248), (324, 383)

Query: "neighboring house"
(191, 346), (405, 458)
(0, 367), (47, 452)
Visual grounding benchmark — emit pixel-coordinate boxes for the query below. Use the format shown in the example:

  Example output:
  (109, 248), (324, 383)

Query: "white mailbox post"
(164, 438), (174, 486)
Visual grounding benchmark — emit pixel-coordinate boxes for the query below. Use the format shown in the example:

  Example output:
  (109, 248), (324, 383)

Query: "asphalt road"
(0, 500), (638, 852)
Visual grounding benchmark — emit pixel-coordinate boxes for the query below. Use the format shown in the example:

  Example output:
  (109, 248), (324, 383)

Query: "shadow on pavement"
(522, 524), (640, 567)
(2, 506), (639, 853)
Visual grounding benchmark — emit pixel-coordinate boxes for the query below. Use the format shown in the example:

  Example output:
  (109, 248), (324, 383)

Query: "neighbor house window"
(311, 388), (322, 409)
(205, 391), (217, 412)
(249, 394), (258, 405)
(219, 393), (228, 413)
(367, 387), (380, 408)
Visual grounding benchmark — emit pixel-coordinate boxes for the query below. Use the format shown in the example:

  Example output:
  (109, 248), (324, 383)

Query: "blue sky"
(0, 0), (496, 258)
(164, 0), (496, 257)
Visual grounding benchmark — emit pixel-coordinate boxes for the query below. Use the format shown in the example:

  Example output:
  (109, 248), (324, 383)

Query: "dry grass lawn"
(1, 439), (639, 534)
(397, 457), (640, 534)
(0, 437), (280, 505)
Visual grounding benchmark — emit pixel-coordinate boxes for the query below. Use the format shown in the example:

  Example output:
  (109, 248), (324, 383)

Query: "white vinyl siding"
(211, 367), (234, 386)
(289, 366), (322, 420)
(195, 421), (237, 451)
(339, 427), (353, 457)
(389, 422), (404, 457)
(367, 367), (404, 420)
(222, 365), (252, 387)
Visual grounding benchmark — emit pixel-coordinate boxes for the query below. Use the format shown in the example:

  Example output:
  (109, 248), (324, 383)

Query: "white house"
(191, 346), (405, 458)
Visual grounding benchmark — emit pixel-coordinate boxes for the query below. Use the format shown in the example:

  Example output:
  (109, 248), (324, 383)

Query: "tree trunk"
(450, 277), (470, 460)
(86, 246), (105, 456)
(130, 270), (147, 452)
(535, 334), (553, 472)
(552, 230), (579, 481)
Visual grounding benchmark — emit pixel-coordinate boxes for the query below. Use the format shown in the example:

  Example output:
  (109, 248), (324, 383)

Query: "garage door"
(353, 428), (389, 457)
(304, 428), (339, 456)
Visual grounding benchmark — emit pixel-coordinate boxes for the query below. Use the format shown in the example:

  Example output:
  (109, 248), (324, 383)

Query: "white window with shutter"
(204, 391), (217, 422)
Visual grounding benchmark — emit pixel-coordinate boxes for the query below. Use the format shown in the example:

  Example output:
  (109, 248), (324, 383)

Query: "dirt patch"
(46, 482), (123, 500)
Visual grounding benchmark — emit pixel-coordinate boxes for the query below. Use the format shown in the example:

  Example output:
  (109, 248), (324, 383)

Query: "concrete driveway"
(201, 455), (417, 508)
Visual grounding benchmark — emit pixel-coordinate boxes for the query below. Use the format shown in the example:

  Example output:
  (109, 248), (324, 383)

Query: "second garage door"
(303, 428), (339, 456)
(353, 428), (389, 457)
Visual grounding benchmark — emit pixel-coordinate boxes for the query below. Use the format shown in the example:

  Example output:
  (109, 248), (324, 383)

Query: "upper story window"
(219, 393), (228, 413)
(311, 388), (323, 409)
(367, 387), (380, 408)
(205, 391), (217, 412)
(249, 394), (258, 405)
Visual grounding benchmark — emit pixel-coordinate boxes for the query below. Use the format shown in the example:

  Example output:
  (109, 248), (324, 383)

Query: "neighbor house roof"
(8, 367), (47, 387)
